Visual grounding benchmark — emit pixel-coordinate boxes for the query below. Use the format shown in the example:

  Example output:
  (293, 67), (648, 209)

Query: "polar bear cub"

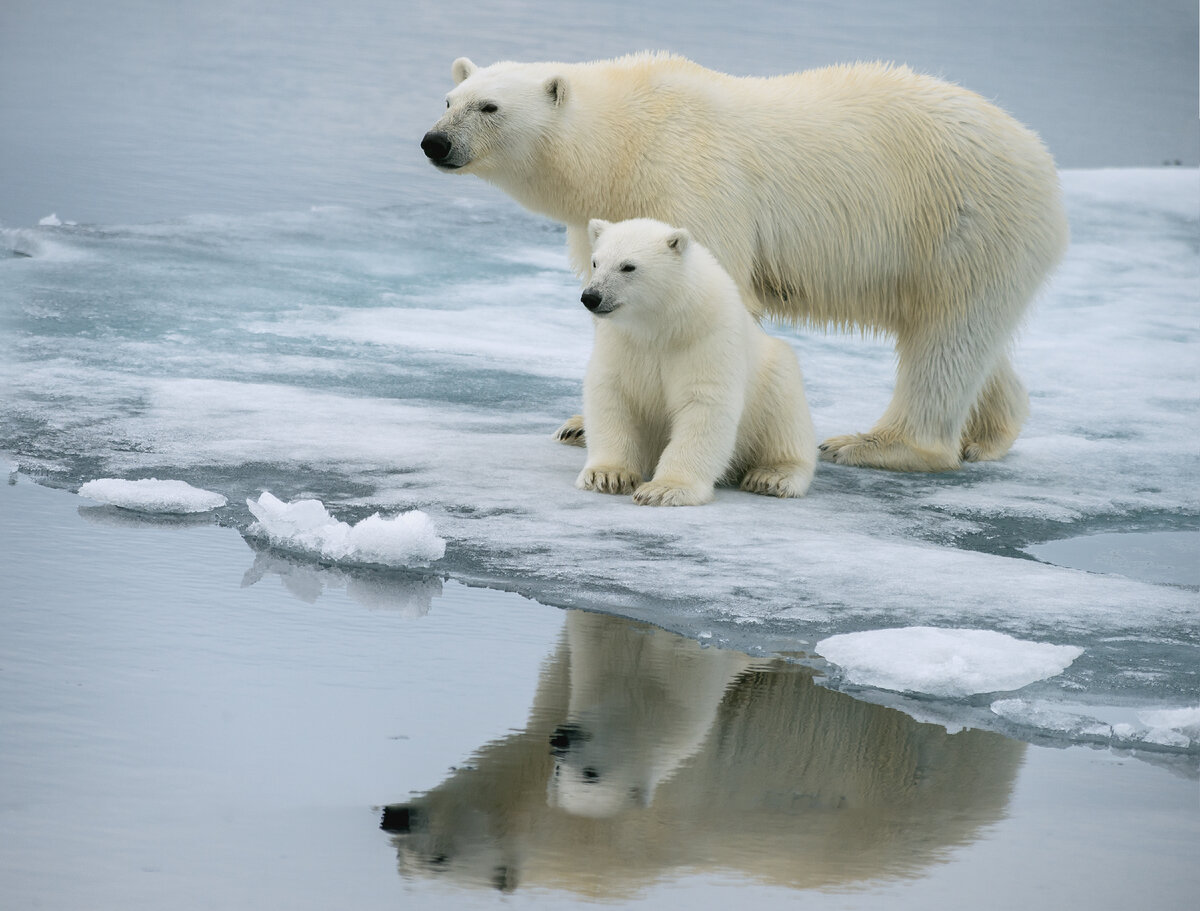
(576, 218), (816, 507)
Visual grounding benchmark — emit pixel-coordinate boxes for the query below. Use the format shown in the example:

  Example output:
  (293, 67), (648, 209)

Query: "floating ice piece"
(991, 699), (1200, 752)
(246, 491), (445, 566)
(38, 213), (62, 227)
(78, 477), (227, 514)
(816, 627), (1084, 697)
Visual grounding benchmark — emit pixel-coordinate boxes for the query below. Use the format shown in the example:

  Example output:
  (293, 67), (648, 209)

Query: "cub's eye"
(591, 259), (597, 269)
(620, 263), (636, 273)
(445, 99), (450, 109)
(480, 103), (499, 114)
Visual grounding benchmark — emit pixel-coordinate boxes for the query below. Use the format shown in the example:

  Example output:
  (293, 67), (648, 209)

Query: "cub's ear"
(452, 57), (477, 85)
(544, 75), (568, 107)
(666, 228), (690, 254)
(587, 219), (611, 247)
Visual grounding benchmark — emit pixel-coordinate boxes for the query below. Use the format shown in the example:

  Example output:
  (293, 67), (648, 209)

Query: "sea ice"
(816, 627), (1085, 697)
(246, 491), (445, 566)
(78, 478), (227, 513)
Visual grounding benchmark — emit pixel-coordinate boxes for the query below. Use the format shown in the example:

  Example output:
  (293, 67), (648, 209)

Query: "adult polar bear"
(421, 53), (1069, 472)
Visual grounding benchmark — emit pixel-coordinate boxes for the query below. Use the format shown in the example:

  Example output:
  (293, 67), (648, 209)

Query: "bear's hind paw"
(740, 466), (811, 498)
(819, 432), (960, 473)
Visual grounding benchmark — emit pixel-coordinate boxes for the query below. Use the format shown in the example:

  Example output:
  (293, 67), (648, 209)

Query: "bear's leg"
(553, 414), (586, 447)
(576, 389), (644, 495)
(820, 317), (1007, 472)
(961, 354), (1029, 462)
(739, 345), (817, 498)
(634, 402), (739, 506)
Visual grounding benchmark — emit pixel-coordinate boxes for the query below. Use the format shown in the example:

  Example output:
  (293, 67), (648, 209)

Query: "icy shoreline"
(2, 169), (1197, 759)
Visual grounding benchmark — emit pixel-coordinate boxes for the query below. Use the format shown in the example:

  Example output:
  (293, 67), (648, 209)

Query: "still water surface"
(2, 475), (1197, 909)
(1, 0), (1196, 226)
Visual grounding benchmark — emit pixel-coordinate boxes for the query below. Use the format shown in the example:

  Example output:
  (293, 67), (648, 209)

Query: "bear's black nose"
(581, 290), (603, 312)
(421, 131), (452, 162)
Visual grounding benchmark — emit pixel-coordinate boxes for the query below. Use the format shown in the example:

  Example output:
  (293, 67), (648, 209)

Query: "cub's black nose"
(421, 131), (452, 162)
(581, 290), (603, 312)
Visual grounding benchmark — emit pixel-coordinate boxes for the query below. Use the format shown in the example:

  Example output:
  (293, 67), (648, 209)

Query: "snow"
(246, 491), (445, 567)
(78, 477), (227, 513)
(815, 627), (1085, 697)
(1, 168), (1197, 748)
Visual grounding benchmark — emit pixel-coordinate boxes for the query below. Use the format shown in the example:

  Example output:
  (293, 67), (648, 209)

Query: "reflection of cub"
(547, 611), (758, 816)
(382, 610), (1024, 895)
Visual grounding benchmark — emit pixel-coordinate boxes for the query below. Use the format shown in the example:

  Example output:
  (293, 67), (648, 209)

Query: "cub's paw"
(577, 466), (641, 495)
(554, 415), (586, 447)
(740, 466), (812, 499)
(632, 480), (712, 507)
(819, 433), (960, 473)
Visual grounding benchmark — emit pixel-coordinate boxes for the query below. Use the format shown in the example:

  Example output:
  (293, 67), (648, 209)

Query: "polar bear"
(421, 53), (1069, 472)
(575, 217), (816, 506)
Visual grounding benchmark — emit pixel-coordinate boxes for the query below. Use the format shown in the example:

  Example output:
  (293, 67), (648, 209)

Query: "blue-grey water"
(1, 0), (1196, 227)
(1, 1), (1198, 908)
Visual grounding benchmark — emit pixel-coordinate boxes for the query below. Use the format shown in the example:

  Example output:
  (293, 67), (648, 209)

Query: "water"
(1, 1), (1198, 906)
(2, 475), (1197, 910)
(1, 0), (1196, 227)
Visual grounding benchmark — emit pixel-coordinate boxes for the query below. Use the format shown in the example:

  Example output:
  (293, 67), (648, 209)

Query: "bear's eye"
(620, 263), (636, 273)
(592, 259), (597, 269)
(480, 103), (499, 114)
(445, 99), (450, 109)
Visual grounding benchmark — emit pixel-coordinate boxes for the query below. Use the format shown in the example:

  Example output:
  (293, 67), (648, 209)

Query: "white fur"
(575, 218), (816, 507)
(425, 53), (1070, 471)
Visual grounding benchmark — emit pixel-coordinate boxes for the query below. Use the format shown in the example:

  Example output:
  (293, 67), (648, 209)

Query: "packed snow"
(78, 478), (227, 513)
(1, 168), (1197, 751)
(246, 491), (445, 567)
(815, 627), (1085, 697)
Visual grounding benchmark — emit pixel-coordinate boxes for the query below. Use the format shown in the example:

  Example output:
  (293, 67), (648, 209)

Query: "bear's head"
(421, 58), (569, 176)
(580, 218), (692, 325)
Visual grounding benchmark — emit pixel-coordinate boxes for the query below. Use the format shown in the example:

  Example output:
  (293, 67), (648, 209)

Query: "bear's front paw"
(553, 415), (586, 447)
(740, 466), (812, 499)
(632, 480), (712, 507)
(577, 466), (641, 495)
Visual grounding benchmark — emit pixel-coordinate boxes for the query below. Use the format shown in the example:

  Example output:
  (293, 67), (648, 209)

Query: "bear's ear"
(452, 57), (477, 85)
(666, 228), (690, 254)
(544, 75), (568, 107)
(588, 218), (611, 247)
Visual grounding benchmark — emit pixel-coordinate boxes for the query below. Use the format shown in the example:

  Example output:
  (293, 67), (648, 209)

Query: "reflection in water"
(240, 544), (443, 617)
(381, 610), (1025, 896)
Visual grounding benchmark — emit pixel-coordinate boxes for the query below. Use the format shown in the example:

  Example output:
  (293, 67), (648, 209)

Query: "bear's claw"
(577, 466), (641, 495)
(554, 415), (587, 447)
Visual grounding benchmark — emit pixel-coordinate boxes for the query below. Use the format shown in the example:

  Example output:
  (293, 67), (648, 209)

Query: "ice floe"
(246, 491), (445, 567)
(78, 478), (227, 513)
(815, 627), (1085, 697)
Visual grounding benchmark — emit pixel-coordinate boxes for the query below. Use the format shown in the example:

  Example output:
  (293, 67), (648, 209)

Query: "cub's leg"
(576, 378), (643, 495)
(739, 340), (817, 498)
(634, 397), (740, 507)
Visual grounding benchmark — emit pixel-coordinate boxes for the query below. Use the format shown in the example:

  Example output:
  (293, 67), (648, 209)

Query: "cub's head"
(421, 57), (568, 175)
(580, 218), (691, 323)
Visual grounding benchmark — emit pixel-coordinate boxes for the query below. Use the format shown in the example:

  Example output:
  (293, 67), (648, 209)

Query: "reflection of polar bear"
(547, 610), (760, 816)
(381, 610), (1024, 896)
(577, 218), (816, 506)
(422, 54), (1069, 472)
